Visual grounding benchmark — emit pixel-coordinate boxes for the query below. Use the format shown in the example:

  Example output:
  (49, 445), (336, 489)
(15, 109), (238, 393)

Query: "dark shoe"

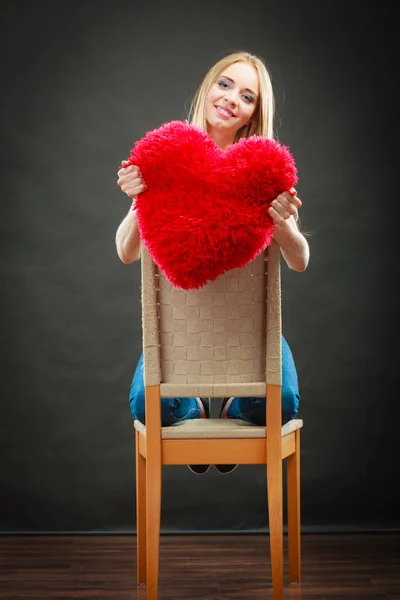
(215, 398), (238, 474)
(188, 398), (211, 475)
(188, 463), (211, 474)
(215, 463), (238, 474)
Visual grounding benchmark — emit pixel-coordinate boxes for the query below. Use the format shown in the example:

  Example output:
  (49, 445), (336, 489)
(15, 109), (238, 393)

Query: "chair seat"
(134, 417), (303, 439)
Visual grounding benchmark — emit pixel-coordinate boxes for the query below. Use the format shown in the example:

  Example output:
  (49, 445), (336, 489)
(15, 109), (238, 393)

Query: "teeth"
(217, 107), (232, 117)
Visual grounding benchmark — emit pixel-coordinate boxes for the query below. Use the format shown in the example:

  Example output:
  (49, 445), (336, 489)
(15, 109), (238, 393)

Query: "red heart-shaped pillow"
(125, 120), (297, 289)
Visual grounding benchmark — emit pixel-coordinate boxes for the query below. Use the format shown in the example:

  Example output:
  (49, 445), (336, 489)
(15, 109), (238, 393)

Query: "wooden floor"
(0, 533), (399, 599)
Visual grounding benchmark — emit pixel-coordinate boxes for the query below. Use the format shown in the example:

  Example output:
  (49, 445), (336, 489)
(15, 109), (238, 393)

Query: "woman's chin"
(207, 120), (236, 134)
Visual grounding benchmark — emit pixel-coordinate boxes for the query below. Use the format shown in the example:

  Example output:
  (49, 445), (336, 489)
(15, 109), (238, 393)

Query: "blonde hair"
(188, 51), (275, 141)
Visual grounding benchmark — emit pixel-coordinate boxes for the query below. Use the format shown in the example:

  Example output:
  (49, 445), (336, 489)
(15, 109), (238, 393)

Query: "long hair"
(188, 51), (275, 141)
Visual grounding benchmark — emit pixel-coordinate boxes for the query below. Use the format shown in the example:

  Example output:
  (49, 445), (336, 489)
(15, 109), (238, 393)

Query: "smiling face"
(205, 61), (259, 148)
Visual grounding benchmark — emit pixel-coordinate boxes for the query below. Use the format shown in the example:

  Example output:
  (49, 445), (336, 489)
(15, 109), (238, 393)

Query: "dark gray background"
(1, 0), (398, 533)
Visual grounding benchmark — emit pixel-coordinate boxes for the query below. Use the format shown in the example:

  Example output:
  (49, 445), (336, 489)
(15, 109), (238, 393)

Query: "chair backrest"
(141, 242), (282, 400)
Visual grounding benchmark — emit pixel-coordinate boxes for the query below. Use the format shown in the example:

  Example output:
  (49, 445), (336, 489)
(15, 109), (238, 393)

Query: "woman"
(116, 51), (309, 474)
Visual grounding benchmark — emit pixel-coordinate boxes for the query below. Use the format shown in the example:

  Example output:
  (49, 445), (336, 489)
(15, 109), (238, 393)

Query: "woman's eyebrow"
(219, 75), (258, 98)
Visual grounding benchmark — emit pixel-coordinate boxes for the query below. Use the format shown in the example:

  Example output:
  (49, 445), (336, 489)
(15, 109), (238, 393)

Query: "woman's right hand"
(117, 160), (147, 199)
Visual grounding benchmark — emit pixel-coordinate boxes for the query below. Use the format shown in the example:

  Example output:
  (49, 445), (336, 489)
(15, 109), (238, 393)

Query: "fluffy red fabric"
(124, 120), (297, 289)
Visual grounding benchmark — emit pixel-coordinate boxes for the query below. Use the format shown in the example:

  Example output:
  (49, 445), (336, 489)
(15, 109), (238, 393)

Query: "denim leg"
(226, 335), (300, 425)
(129, 352), (202, 426)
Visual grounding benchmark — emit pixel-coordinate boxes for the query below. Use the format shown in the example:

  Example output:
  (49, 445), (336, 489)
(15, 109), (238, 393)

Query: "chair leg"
(267, 458), (284, 600)
(287, 429), (301, 583)
(145, 384), (162, 600)
(266, 384), (284, 599)
(135, 430), (147, 585)
(146, 451), (162, 600)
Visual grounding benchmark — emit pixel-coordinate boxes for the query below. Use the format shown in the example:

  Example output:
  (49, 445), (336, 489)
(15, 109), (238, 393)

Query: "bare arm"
(273, 215), (309, 272)
(269, 189), (310, 272)
(115, 161), (146, 263)
(115, 207), (141, 263)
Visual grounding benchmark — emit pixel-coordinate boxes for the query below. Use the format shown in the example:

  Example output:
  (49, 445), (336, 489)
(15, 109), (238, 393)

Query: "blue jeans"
(129, 336), (300, 426)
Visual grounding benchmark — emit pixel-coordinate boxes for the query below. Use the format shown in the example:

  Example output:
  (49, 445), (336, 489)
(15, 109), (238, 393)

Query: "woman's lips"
(215, 105), (235, 119)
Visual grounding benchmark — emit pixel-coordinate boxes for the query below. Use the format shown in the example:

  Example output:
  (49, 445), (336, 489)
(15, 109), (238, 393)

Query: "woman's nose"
(224, 89), (239, 105)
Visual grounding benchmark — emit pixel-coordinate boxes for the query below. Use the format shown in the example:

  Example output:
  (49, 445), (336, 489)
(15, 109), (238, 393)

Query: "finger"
(118, 173), (143, 189)
(117, 173), (141, 186)
(127, 171), (145, 185)
(117, 165), (139, 178)
(119, 176), (143, 190)
(282, 191), (302, 209)
(118, 171), (141, 183)
(126, 184), (146, 198)
(270, 201), (290, 221)
(271, 198), (291, 220)
(117, 161), (130, 175)
(121, 182), (147, 198)
(289, 187), (297, 196)
(291, 194), (302, 208)
(268, 206), (285, 226)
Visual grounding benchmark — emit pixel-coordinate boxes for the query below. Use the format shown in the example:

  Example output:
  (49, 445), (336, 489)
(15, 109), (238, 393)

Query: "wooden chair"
(134, 241), (303, 600)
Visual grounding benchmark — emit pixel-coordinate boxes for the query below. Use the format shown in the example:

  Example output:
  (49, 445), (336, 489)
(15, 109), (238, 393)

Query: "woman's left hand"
(268, 187), (302, 226)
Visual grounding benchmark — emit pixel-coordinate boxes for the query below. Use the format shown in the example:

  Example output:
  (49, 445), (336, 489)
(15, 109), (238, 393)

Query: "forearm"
(273, 216), (309, 272)
(115, 208), (141, 263)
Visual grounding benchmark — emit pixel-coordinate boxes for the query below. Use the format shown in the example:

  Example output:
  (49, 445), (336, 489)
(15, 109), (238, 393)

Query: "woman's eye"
(217, 80), (229, 88)
(242, 94), (255, 103)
